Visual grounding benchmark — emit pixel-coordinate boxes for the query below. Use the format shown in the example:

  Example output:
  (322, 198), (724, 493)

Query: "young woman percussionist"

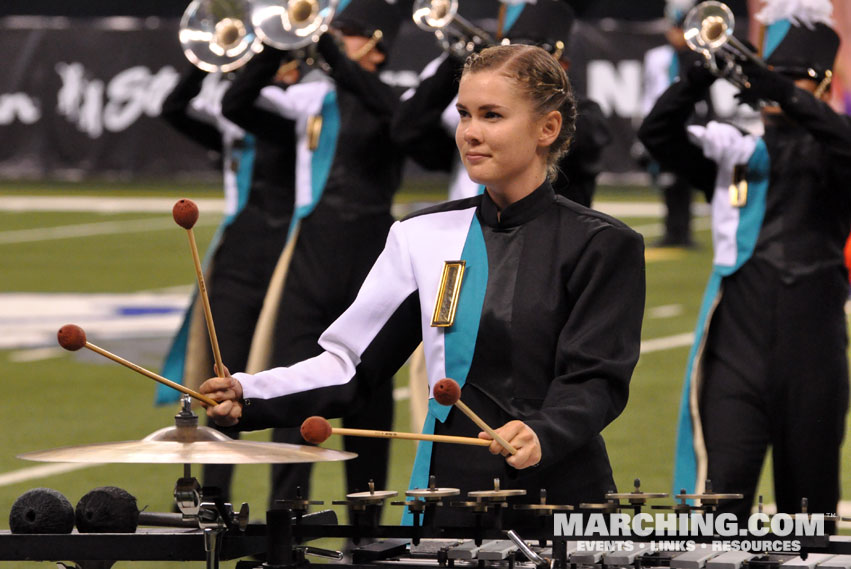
(200, 44), (645, 524)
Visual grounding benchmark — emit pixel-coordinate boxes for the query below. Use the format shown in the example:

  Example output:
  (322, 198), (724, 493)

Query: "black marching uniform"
(639, 28), (851, 519)
(222, 17), (404, 505)
(231, 182), (645, 525)
(161, 64), (297, 502)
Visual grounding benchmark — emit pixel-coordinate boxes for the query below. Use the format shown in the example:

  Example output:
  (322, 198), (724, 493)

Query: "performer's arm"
(161, 64), (223, 152)
(740, 63), (851, 163)
(316, 33), (398, 117)
(637, 63), (719, 200)
(391, 53), (462, 172)
(220, 46), (297, 145)
(201, 221), (422, 429)
(522, 225), (646, 470)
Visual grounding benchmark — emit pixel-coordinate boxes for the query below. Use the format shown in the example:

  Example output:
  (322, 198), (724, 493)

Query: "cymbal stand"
(392, 476), (458, 545)
(333, 480), (397, 545)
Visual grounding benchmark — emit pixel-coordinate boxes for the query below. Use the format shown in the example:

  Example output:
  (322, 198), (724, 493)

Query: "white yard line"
(632, 216), (713, 239)
(0, 216), (219, 245)
(393, 386), (411, 402)
(0, 463), (94, 486)
(8, 347), (64, 362)
(640, 332), (695, 354)
(0, 196), (225, 213)
(648, 305), (684, 319)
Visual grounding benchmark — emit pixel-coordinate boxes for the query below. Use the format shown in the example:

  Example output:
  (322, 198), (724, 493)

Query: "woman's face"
(455, 69), (559, 200)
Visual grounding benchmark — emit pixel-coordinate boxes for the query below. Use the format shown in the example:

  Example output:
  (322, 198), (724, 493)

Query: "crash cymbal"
(18, 424), (357, 464)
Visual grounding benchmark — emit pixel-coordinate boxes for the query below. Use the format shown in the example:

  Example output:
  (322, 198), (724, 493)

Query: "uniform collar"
(478, 181), (556, 229)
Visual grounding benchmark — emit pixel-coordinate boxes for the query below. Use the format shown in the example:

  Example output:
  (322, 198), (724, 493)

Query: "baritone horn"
(251, 0), (338, 50)
(180, 0), (263, 72)
(412, 0), (496, 57)
(683, 0), (767, 88)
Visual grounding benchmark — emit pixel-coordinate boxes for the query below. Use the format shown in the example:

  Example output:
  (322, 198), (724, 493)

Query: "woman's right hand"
(199, 366), (244, 427)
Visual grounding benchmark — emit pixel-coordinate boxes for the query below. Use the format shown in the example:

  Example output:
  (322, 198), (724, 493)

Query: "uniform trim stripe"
(404, 212), (488, 524)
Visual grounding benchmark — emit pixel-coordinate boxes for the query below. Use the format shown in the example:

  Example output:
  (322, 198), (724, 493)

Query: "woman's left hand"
(480, 420), (542, 469)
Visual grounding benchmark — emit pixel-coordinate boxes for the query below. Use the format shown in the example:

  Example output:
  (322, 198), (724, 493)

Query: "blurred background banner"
(0, 14), (673, 180)
(1, 0), (847, 182)
(0, 18), (215, 180)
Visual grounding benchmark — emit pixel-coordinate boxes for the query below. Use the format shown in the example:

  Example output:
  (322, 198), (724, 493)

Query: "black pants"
(699, 258), (849, 522)
(661, 176), (693, 246)
(202, 205), (291, 502)
(268, 212), (396, 514)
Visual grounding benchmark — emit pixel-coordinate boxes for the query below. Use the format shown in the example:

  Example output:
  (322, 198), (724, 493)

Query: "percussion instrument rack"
(2, 507), (850, 569)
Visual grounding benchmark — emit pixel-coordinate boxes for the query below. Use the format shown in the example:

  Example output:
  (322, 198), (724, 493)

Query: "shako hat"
(756, 0), (839, 80)
(334, 0), (403, 52)
(502, 0), (576, 57)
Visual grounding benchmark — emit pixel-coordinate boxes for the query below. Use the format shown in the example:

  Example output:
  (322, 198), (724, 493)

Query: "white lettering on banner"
(588, 59), (642, 117)
(0, 94), (41, 125)
(196, 73), (229, 112)
(56, 62), (90, 122)
(585, 60), (761, 128)
(55, 62), (179, 138)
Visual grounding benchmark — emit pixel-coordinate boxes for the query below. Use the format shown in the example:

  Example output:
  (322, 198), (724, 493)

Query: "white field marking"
(0, 216), (219, 245)
(393, 386), (410, 401)
(648, 304), (684, 319)
(640, 332), (694, 354)
(9, 347), (65, 362)
(631, 216), (713, 239)
(0, 463), (94, 487)
(0, 196), (225, 213)
(0, 292), (189, 350)
(596, 202), (712, 219)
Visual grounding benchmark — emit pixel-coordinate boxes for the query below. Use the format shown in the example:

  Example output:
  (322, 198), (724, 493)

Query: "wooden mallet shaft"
(331, 426), (491, 447)
(186, 229), (224, 375)
(57, 324), (218, 407)
(173, 199), (225, 377)
(454, 399), (518, 454)
(85, 342), (219, 407)
(300, 416), (490, 447)
(433, 379), (518, 455)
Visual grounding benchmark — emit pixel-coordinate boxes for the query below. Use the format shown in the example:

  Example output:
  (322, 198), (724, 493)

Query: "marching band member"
(219, 0), (404, 512)
(159, 62), (298, 503)
(639, 0), (850, 523)
(201, 44), (645, 525)
(638, 0), (709, 247)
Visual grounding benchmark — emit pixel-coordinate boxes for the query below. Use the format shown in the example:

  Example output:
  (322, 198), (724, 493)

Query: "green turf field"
(0, 180), (849, 567)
